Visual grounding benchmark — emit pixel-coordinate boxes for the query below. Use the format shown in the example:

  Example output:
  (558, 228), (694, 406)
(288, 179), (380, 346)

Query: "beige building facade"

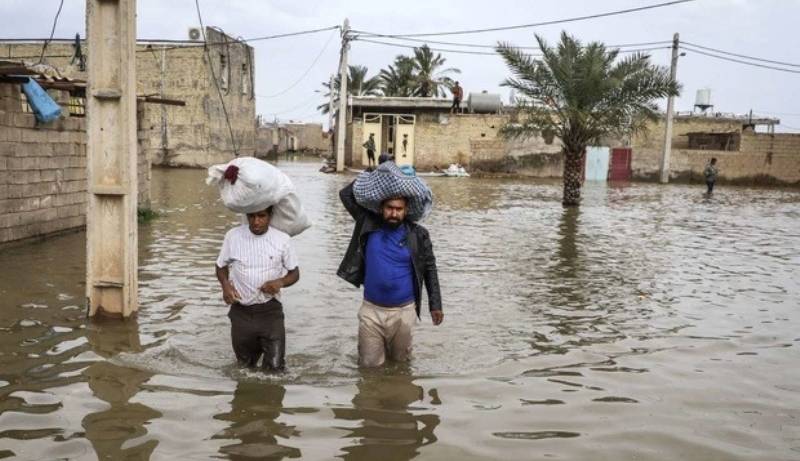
(256, 121), (329, 156)
(1, 27), (256, 167)
(345, 97), (799, 185)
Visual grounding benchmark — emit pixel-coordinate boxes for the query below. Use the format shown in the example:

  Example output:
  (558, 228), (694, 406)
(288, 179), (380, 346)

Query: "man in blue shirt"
(338, 186), (443, 367)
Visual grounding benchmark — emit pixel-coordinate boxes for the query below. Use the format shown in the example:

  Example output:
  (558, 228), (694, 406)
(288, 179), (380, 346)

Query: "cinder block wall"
(0, 83), (150, 245)
(630, 118), (800, 184)
(1, 32), (257, 168)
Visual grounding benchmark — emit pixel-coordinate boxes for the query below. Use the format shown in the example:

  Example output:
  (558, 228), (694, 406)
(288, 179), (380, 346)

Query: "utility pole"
(86, 0), (138, 317)
(335, 19), (350, 172)
(659, 33), (680, 184)
(327, 74), (335, 132)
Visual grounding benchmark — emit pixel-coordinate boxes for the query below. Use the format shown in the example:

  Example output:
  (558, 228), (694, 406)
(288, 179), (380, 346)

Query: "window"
(241, 63), (248, 95)
(219, 53), (228, 90)
(686, 132), (740, 151)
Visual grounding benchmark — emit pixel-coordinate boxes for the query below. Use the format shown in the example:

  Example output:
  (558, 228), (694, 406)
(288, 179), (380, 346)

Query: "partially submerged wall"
(0, 83), (150, 245)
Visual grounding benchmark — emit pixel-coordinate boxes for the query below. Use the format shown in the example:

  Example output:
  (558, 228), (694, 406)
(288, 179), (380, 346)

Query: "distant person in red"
(451, 81), (463, 114)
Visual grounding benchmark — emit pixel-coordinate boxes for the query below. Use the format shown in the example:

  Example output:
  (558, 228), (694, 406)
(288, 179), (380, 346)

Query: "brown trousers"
(358, 300), (417, 367)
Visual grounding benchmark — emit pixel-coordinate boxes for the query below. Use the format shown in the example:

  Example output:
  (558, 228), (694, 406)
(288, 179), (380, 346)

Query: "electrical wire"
(350, 0), (695, 37)
(681, 46), (800, 74)
(258, 28), (337, 98)
(266, 91), (321, 115)
(354, 37), (503, 56)
(682, 41), (800, 68)
(353, 31), (671, 51)
(39, 0), (65, 63)
(194, 0), (239, 156)
(355, 37), (671, 57)
(243, 26), (340, 43)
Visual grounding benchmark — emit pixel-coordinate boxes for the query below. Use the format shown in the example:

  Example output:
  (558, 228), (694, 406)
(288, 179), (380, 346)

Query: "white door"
(393, 115), (415, 166)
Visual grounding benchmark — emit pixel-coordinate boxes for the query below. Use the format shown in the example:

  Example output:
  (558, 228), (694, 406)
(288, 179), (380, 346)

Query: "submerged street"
(1, 160), (799, 460)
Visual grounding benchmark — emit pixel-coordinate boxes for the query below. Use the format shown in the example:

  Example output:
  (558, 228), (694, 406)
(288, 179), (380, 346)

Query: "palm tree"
(411, 45), (460, 97)
(497, 32), (680, 206)
(380, 55), (416, 97)
(317, 65), (382, 114)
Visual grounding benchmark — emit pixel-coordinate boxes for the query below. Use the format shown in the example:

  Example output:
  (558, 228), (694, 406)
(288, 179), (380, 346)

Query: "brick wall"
(1, 30), (257, 168)
(1, 82), (149, 245)
(629, 117), (800, 184)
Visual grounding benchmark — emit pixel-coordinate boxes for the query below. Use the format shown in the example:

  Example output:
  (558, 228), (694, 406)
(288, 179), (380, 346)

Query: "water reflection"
(213, 381), (301, 460)
(82, 317), (159, 460)
(333, 370), (439, 460)
(82, 361), (159, 459)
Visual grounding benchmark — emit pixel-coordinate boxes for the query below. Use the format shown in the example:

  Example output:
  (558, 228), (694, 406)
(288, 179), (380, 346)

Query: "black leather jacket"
(337, 181), (442, 317)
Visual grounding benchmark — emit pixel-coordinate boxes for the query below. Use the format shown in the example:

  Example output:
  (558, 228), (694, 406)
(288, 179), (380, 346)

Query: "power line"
(194, 0), (238, 156)
(243, 26), (340, 43)
(353, 0), (695, 37)
(353, 31), (671, 51)
(355, 37), (503, 56)
(267, 91), (321, 115)
(258, 28), (337, 98)
(681, 46), (800, 74)
(356, 37), (671, 57)
(682, 40), (800, 68)
(39, 0), (65, 63)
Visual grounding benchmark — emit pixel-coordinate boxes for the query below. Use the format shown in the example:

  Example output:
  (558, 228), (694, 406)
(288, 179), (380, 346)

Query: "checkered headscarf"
(353, 161), (433, 222)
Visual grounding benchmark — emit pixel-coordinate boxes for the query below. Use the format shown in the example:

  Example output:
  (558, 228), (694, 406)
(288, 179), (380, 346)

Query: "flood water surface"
(2, 161), (799, 460)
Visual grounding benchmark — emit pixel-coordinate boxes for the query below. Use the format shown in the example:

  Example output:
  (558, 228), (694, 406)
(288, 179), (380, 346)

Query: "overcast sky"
(1, 0), (798, 132)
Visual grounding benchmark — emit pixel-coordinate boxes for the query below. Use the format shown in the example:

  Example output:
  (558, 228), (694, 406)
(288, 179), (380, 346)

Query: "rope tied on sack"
(223, 165), (240, 185)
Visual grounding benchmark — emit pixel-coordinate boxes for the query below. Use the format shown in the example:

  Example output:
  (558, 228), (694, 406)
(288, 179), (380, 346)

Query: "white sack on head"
(207, 156), (311, 236)
(353, 161), (433, 222)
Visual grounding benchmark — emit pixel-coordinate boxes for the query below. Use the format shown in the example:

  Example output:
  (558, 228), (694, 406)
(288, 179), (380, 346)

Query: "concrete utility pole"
(335, 19), (350, 172)
(327, 74), (335, 132)
(86, 0), (138, 317)
(659, 33), (680, 184)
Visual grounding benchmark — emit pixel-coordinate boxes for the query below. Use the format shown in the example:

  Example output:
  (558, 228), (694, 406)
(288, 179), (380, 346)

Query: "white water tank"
(467, 92), (502, 113)
(695, 89), (712, 109)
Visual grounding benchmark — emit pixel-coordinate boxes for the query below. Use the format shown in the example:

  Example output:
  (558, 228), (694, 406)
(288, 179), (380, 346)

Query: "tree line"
(317, 44), (460, 114)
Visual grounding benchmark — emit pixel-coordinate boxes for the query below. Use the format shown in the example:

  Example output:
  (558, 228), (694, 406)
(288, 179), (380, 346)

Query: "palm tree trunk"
(562, 150), (584, 206)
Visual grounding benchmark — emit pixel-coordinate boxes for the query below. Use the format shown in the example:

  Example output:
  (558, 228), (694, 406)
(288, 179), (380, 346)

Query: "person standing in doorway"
(450, 81), (463, 114)
(363, 133), (377, 168)
(704, 157), (719, 194)
(338, 182), (444, 368)
(215, 206), (300, 372)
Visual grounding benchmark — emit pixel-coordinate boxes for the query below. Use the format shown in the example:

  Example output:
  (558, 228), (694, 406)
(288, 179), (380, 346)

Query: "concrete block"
(62, 180), (87, 193)
(9, 170), (40, 185)
(67, 156), (86, 168)
(63, 168), (86, 181)
(14, 113), (36, 129)
(21, 129), (46, 144)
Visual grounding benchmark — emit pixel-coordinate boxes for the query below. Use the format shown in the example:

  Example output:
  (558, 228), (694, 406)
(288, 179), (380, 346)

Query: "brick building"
(344, 96), (799, 185)
(0, 27), (256, 167)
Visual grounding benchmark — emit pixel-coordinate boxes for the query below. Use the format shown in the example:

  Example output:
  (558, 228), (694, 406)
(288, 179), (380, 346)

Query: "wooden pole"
(86, 0), (138, 318)
(659, 33), (680, 184)
(335, 19), (349, 172)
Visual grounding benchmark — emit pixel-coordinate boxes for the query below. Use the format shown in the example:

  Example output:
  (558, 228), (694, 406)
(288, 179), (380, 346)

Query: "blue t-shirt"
(364, 225), (415, 306)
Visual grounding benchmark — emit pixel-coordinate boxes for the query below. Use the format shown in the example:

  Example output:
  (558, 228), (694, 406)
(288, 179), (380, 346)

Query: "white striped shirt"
(216, 225), (298, 306)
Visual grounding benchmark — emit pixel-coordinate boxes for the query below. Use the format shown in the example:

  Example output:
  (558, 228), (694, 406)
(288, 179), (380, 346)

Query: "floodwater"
(2, 160), (800, 460)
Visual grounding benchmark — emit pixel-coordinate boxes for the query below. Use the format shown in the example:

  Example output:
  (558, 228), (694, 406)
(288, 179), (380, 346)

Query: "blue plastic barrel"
(399, 165), (416, 177)
(21, 78), (62, 123)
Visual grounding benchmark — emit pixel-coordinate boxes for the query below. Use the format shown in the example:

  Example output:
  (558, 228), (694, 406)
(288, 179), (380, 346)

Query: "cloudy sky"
(2, 0), (798, 131)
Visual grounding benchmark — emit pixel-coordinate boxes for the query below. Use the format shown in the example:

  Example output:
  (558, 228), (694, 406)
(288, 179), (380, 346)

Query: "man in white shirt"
(215, 206), (300, 372)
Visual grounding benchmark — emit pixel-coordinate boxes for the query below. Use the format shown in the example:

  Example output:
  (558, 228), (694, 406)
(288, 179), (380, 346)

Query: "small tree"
(380, 55), (417, 97)
(411, 45), (460, 97)
(497, 32), (680, 206)
(317, 65), (382, 114)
